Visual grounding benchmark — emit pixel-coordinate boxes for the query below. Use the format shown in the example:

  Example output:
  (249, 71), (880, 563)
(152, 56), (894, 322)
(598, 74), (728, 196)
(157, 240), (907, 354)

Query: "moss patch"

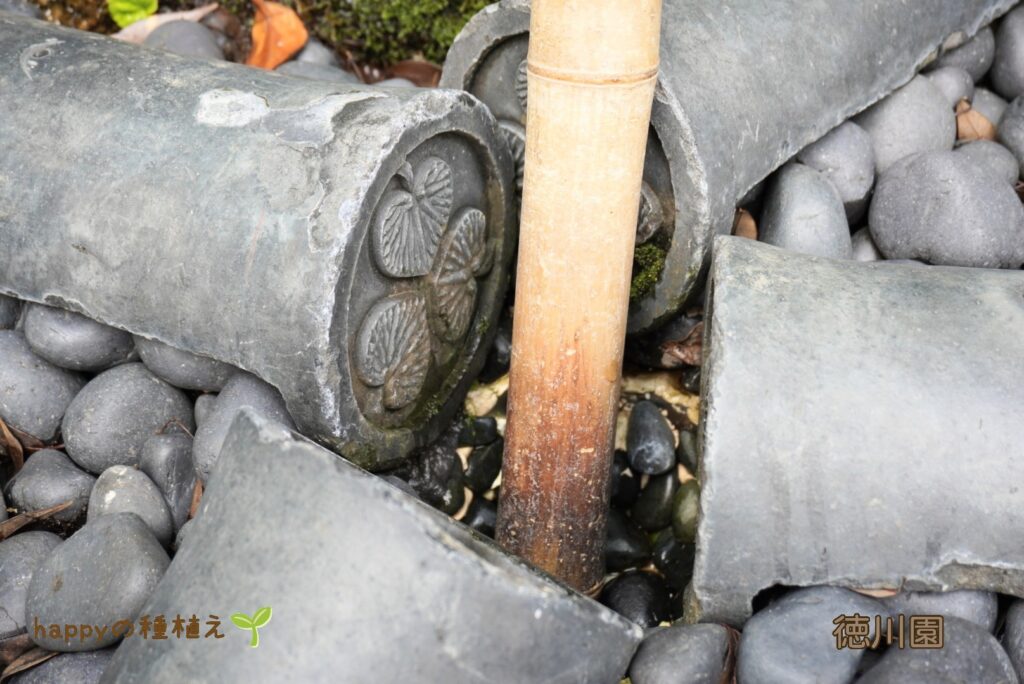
(630, 243), (666, 302)
(231, 0), (489, 66)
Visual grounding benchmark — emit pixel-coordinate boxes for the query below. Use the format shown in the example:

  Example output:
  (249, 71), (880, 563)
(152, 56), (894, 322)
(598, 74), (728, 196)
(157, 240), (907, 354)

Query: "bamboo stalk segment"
(497, 0), (662, 591)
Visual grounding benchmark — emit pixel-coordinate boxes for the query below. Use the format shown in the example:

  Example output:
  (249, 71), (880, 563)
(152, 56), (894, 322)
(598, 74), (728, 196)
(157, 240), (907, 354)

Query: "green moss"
(264, 0), (488, 66)
(630, 243), (667, 302)
(422, 394), (443, 419)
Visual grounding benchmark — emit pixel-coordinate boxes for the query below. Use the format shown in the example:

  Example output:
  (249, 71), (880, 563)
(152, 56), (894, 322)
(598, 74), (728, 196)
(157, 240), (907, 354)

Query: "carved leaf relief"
(355, 292), (431, 410)
(515, 59), (528, 113)
(428, 208), (491, 343)
(372, 156), (454, 278)
(499, 121), (526, 194)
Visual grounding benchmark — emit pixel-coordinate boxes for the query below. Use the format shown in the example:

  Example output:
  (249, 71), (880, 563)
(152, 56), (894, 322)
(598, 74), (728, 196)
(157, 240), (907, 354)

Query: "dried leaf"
(0, 635), (33, 669)
(112, 4), (220, 44)
(6, 426), (45, 455)
(660, 322), (704, 367)
(245, 0), (308, 70)
(852, 587), (899, 598)
(956, 101), (997, 142)
(189, 479), (204, 520)
(0, 501), (73, 542)
(732, 208), (758, 240)
(0, 418), (24, 474)
(385, 60), (440, 88)
(0, 647), (57, 683)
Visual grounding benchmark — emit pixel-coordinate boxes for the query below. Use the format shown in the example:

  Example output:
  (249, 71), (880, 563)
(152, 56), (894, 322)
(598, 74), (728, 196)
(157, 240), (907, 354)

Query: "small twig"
(159, 418), (194, 439)
(0, 501), (73, 542)
(0, 647), (58, 683)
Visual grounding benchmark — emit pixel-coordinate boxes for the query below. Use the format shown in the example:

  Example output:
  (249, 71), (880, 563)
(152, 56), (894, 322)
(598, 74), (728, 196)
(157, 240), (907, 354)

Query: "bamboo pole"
(497, 0), (662, 591)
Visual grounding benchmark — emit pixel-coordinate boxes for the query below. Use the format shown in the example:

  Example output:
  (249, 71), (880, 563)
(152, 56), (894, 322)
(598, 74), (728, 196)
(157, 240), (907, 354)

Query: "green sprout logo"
(230, 607), (272, 648)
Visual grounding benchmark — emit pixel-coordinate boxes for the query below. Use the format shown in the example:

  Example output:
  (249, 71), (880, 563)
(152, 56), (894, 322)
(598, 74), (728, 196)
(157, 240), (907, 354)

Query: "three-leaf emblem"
(231, 606), (272, 648)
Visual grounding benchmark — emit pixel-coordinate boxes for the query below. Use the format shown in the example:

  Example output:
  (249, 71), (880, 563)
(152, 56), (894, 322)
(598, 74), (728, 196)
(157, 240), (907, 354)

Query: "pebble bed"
(2, 1), (1024, 683)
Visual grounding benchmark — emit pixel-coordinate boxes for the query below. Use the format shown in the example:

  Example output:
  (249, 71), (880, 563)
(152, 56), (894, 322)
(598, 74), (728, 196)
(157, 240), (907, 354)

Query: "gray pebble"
(133, 336), (235, 392)
(975, 87), (1010, 127)
(851, 227), (883, 262)
(759, 163), (852, 259)
(1006, 600), (1024, 681)
(173, 517), (193, 551)
(626, 401), (676, 475)
(88, 466), (174, 547)
(143, 20), (223, 60)
(992, 7), (1024, 100)
(8, 649), (114, 684)
(0, 531), (62, 639)
(275, 60), (360, 84)
(139, 433), (195, 532)
(855, 75), (956, 173)
(881, 589), (997, 632)
(192, 372), (294, 482)
(295, 37), (340, 67)
(5, 450), (95, 525)
(859, 616), (1017, 683)
(62, 363), (194, 474)
(193, 393), (216, 426)
(796, 122), (875, 223)
(868, 150), (1024, 267)
(932, 26), (996, 81)
(0, 331), (86, 442)
(23, 304), (133, 373)
(955, 139), (1019, 184)
(926, 66), (974, 108)
(628, 623), (731, 684)
(0, 294), (20, 329)
(26, 513), (169, 652)
(998, 96), (1024, 176)
(736, 586), (886, 684)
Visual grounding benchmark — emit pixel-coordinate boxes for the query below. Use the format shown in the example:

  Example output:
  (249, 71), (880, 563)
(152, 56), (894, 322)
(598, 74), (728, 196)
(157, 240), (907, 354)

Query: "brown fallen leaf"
(385, 60), (441, 88)
(0, 418), (23, 474)
(660, 321), (704, 367)
(732, 207), (758, 240)
(6, 426), (46, 455)
(852, 587), (899, 598)
(0, 635), (33, 670)
(0, 647), (57, 683)
(956, 99), (997, 141)
(112, 4), (220, 44)
(246, 0), (308, 70)
(188, 479), (204, 520)
(0, 501), (72, 542)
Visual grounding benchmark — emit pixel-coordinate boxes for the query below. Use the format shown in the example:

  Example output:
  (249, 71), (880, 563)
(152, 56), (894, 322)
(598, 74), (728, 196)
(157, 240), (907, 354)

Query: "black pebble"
(462, 496), (497, 537)
(610, 451), (640, 509)
(676, 430), (698, 476)
(681, 367), (701, 394)
(479, 312), (512, 382)
(599, 571), (672, 628)
(626, 401), (676, 475)
(458, 416), (499, 447)
(605, 508), (651, 573)
(652, 530), (695, 594)
(630, 471), (679, 532)
(394, 444), (465, 515)
(465, 438), (503, 494)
